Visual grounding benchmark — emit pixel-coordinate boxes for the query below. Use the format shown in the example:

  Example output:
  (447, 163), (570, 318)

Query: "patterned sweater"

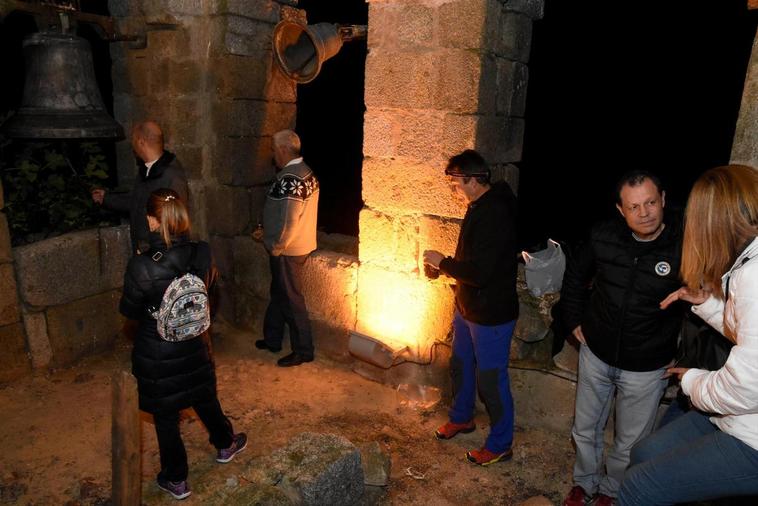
(263, 160), (319, 256)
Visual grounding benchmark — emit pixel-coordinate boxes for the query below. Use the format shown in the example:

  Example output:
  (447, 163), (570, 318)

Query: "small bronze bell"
(1, 31), (124, 139)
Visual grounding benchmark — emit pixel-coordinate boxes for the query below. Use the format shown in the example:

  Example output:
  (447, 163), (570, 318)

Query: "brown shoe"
(434, 420), (476, 440)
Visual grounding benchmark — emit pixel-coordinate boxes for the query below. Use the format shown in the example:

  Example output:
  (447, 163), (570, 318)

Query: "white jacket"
(683, 236), (758, 451)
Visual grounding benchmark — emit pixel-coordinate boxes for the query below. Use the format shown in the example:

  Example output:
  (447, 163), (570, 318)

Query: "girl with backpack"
(119, 188), (246, 500)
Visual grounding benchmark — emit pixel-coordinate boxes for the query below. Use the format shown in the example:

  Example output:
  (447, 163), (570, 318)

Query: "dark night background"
(518, 1), (758, 249)
(1, 1), (757, 247)
(298, 0), (758, 249)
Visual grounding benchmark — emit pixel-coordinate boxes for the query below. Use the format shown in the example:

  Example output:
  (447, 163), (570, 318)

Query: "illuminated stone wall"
(357, 0), (544, 359)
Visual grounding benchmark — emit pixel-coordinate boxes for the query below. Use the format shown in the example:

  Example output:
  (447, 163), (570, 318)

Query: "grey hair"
(273, 129), (301, 156)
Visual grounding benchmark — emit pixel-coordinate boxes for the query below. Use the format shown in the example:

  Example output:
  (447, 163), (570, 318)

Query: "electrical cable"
(391, 340), (577, 383)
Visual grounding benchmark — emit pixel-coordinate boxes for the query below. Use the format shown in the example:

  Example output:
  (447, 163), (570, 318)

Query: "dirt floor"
(0, 323), (575, 505)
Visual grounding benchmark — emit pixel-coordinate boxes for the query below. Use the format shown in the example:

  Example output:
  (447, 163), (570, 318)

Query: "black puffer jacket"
(119, 233), (216, 414)
(104, 151), (188, 254)
(439, 182), (519, 325)
(561, 214), (684, 371)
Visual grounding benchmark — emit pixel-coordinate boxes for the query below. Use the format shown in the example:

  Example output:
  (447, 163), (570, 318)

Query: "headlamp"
(444, 166), (491, 178)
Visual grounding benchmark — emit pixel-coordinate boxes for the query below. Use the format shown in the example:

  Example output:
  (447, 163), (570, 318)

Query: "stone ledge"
(13, 226), (131, 308)
(232, 237), (359, 331)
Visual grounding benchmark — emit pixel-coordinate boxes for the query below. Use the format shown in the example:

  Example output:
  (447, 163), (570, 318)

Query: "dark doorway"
(295, 0), (367, 237)
(518, 1), (758, 249)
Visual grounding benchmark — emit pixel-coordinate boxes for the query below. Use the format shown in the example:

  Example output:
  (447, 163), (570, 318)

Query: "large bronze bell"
(1, 31), (124, 139)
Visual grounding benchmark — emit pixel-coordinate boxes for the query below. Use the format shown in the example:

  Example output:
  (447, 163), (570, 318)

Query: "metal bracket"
(337, 24), (367, 42)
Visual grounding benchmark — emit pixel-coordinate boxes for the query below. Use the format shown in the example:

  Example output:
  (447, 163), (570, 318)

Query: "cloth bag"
(522, 239), (566, 297)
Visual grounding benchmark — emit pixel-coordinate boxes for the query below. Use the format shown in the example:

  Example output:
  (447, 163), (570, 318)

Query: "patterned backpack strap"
(147, 244), (195, 314)
(152, 243), (197, 275)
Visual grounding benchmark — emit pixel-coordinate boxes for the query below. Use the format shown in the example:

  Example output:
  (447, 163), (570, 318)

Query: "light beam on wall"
(354, 266), (455, 362)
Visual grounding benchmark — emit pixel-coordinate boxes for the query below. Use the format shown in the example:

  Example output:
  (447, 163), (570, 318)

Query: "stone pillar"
(731, 32), (758, 167)
(356, 0), (543, 362)
(108, 0), (301, 321)
(0, 180), (30, 382)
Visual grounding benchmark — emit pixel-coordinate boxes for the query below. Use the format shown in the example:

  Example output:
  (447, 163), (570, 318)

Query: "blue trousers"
(618, 410), (758, 505)
(448, 311), (516, 454)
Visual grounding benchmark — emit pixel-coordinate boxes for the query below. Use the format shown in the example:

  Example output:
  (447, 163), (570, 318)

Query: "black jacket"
(439, 182), (519, 325)
(560, 215), (684, 371)
(104, 151), (188, 254)
(119, 233), (216, 414)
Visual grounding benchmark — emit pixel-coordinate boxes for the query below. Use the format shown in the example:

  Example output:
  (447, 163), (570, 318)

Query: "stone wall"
(13, 226), (131, 369)
(0, 215), (130, 383)
(107, 0), (301, 321)
(731, 32), (758, 168)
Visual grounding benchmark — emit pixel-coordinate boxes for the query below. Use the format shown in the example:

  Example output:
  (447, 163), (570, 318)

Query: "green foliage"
(1, 141), (119, 245)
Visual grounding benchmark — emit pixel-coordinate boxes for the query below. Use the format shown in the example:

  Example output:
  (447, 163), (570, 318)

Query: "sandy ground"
(0, 324), (575, 505)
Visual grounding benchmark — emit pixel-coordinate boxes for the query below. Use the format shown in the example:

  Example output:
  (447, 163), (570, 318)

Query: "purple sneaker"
(157, 478), (191, 500)
(216, 432), (248, 463)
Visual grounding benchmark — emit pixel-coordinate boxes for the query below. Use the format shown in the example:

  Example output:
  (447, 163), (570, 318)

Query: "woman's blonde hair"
(681, 165), (758, 299)
(146, 188), (190, 248)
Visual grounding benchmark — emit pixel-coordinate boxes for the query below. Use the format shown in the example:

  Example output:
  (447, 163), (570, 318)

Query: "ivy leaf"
(44, 151), (66, 169)
(48, 174), (65, 191)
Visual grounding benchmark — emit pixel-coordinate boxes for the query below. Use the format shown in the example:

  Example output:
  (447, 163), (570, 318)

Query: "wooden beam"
(750, 0), (758, 10)
(112, 371), (141, 506)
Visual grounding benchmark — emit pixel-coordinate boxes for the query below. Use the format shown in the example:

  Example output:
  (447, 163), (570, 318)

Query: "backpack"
(676, 253), (753, 370)
(150, 243), (211, 342)
(677, 311), (733, 371)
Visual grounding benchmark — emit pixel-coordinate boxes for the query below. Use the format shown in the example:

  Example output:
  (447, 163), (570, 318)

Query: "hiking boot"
(434, 420), (475, 440)
(216, 433), (248, 463)
(465, 447), (513, 465)
(563, 485), (590, 506)
(157, 478), (191, 500)
(592, 494), (615, 506)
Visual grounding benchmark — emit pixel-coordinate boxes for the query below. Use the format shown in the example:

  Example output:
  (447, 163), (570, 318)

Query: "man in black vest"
(561, 171), (684, 506)
(92, 120), (188, 255)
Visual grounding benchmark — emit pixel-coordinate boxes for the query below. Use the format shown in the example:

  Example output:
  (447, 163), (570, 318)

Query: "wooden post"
(112, 370), (141, 506)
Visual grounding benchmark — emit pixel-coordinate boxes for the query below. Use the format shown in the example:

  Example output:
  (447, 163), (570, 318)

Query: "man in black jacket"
(423, 150), (519, 466)
(561, 171), (683, 506)
(92, 120), (189, 254)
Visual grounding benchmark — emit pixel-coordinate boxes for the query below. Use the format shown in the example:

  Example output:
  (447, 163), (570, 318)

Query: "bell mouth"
(0, 31), (124, 140)
(1, 109), (124, 139)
